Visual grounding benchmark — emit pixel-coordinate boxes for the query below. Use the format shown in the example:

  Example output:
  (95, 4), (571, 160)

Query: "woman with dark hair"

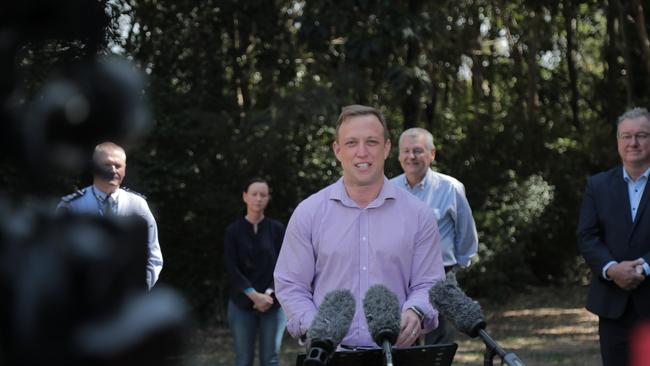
(224, 178), (286, 366)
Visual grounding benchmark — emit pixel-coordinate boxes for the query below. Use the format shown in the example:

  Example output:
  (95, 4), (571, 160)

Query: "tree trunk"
(425, 63), (438, 133)
(506, 19), (527, 120)
(402, 0), (424, 131)
(228, 10), (251, 120)
(526, 8), (541, 126)
(616, 0), (634, 106)
(605, 0), (622, 124)
(630, 0), (650, 79)
(470, 3), (484, 104)
(563, 0), (581, 131)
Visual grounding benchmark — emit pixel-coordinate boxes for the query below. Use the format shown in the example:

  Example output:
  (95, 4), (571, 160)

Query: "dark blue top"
(224, 217), (285, 310)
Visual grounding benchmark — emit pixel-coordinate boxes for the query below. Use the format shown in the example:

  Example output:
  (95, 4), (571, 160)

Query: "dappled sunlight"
(486, 306), (598, 334)
(447, 291), (600, 366)
(452, 330), (600, 366)
(500, 307), (597, 320)
(189, 287), (601, 366)
(532, 325), (599, 336)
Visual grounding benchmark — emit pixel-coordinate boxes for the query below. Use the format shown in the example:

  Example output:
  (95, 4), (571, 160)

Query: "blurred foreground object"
(0, 1), (188, 365)
(0, 200), (190, 365)
(20, 58), (152, 177)
(632, 321), (650, 366)
(1, 0), (152, 182)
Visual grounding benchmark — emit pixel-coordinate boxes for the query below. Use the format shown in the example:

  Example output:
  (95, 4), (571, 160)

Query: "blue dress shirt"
(390, 168), (478, 267)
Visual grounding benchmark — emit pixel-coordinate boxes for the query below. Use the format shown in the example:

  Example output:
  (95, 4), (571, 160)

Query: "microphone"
(429, 279), (485, 337)
(304, 289), (356, 366)
(363, 284), (400, 366)
(429, 279), (526, 366)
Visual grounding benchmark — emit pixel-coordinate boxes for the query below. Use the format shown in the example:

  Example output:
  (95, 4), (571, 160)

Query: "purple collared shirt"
(274, 177), (444, 347)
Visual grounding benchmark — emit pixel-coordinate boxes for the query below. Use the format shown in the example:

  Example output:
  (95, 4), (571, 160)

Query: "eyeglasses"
(400, 148), (427, 156)
(618, 132), (650, 143)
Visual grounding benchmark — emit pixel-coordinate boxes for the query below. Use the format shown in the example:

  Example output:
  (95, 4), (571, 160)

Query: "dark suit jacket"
(577, 166), (650, 319)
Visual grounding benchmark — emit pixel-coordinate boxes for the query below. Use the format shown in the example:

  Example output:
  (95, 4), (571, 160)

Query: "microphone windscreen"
(363, 284), (400, 346)
(429, 279), (485, 338)
(307, 289), (356, 346)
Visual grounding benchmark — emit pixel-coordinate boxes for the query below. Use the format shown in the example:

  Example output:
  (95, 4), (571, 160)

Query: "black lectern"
(296, 343), (457, 366)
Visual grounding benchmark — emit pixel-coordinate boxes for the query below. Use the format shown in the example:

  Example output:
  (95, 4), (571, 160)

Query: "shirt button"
(362, 237), (366, 241)
(362, 266), (366, 270)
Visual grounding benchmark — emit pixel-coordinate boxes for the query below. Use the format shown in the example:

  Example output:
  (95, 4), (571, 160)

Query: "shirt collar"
(623, 166), (650, 183)
(92, 185), (120, 201)
(330, 177), (396, 208)
(242, 216), (266, 232)
(402, 168), (435, 189)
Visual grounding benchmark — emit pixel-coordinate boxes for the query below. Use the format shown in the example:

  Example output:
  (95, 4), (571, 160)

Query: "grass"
(181, 285), (600, 366)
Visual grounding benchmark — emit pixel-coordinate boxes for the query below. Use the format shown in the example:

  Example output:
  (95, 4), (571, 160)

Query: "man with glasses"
(578, 107), (650, 366)
(390, 127), (478, 345)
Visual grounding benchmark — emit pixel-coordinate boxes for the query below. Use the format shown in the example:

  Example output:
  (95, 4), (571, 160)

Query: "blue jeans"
(227, 300), (287, 366)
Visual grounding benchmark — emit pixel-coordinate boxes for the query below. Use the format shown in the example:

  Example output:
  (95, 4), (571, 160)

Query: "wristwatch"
(409, 306), (425, 322)
(636, 264), (645, 275)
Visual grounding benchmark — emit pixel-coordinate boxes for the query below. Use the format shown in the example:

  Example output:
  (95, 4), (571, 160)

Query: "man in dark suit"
(578, 107), (650, 366)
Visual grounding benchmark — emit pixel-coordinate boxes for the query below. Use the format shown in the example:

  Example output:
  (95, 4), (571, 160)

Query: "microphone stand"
(478, 329), (525, 366)
(373, 328), (396, 366)
(303, 339), (335, 366)
(381, 339), (394, 366)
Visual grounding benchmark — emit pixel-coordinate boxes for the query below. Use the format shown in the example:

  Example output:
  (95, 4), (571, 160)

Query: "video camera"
(0, 2), (189, 365)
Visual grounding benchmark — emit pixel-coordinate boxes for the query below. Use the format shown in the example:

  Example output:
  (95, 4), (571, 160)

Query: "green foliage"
(7, 0), (650, 321)
(463, 172), (555, 295)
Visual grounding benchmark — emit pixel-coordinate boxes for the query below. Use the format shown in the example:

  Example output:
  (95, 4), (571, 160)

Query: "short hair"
(616, 107), (650, 126)
(336, 104), (390, 141)
(243, 177), (269, 193)
(92, 142), (126, 163)
(399, 127), (435, 151)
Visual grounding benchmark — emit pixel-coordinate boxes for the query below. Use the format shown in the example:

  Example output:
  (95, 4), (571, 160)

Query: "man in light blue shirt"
(390, 127), (478, 344)
(57, 142), (163, 290)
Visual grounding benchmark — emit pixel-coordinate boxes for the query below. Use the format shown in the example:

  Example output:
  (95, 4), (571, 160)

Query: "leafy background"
(4, 0), (650, 325)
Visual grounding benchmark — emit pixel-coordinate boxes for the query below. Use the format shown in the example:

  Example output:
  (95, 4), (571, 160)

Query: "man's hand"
(607, 259), (646, 290)
(249, 292), (274, 312)
(395, 309), (421, 347)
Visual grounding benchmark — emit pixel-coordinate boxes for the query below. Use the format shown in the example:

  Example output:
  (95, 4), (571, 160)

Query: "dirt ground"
(183, 285), (601, 366)
(451, 285), (600, 366)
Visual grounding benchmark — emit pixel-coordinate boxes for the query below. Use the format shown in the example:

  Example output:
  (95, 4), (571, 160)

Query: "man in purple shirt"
(274, 104), (445, 348)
